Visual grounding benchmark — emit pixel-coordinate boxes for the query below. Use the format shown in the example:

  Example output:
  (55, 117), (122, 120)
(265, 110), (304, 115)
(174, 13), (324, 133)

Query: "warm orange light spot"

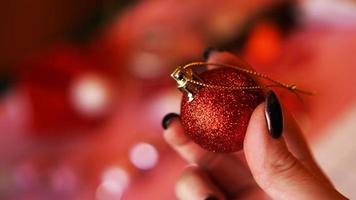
(244, 22), (282, 65)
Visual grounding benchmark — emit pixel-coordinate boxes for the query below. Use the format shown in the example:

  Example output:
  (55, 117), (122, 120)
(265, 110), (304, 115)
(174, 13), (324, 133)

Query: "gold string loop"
(171, 62), (314, 96)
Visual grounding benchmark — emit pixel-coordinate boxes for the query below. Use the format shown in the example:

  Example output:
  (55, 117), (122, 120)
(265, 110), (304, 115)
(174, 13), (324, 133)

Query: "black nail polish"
(264, 91), (283, 139)
(205, 195), (219, 200)
(203, 47), (218, 60)
(162, 113), (179, 130)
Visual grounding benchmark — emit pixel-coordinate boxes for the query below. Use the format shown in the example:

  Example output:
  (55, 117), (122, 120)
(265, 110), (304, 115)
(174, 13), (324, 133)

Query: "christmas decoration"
(171, 61), (312, 152)
(180, 67), (263, 152)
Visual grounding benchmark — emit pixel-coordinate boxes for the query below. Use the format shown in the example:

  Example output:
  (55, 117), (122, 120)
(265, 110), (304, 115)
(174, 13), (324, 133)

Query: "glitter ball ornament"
(172, 60), (312, 152)
(178, 67), (264, 152)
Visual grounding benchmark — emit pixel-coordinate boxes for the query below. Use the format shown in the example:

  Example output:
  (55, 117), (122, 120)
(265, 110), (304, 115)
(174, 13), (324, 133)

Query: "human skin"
(162, 52), (348, 200)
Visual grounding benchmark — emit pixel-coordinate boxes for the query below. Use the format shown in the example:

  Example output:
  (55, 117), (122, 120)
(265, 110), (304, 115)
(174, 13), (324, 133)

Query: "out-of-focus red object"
(244, 22), (283, 65)
(17, 44), (120, 136)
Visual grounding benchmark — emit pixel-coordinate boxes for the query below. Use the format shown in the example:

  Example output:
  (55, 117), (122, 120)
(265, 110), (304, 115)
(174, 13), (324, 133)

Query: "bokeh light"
(129, 51), (165, 79)
(96, 166), (130, 200)
(70, 74), (112, 117)
(129, 143), (159, 170)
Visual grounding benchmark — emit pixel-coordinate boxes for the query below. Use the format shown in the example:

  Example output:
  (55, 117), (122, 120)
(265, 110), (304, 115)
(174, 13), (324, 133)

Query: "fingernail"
(162, 113), (179, 130)
(204, 195), (219, 200)
(203, 47), (219, 60)
(264, 91), (283, 139)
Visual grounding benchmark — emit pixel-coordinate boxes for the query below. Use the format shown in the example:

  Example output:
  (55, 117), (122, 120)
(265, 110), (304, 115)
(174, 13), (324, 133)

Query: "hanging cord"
(180, 62), (314, 96)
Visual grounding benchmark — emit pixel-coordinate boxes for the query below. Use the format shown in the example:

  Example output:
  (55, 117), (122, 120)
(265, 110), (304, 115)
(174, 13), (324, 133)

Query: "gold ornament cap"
(171, 66), (202, 102)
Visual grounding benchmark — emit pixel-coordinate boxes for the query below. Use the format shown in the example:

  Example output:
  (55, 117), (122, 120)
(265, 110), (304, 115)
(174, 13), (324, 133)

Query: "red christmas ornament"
(171, 60), (312, 152)
(179, 67), (264, 152)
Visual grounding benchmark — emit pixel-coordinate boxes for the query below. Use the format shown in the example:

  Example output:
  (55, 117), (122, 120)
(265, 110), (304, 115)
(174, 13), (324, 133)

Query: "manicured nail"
(162, 113), (179, 130)
(204, 195), (219, 200)
(203, 47), (219, 60)
(264, 91), (283, 139)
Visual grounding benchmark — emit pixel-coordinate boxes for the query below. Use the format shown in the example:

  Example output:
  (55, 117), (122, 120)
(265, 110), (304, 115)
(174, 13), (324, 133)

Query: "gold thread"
(179, 62), (314, 95)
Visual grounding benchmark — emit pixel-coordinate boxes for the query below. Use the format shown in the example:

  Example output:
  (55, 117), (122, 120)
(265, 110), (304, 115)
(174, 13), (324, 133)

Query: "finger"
(244, 92), (347, 200)
(162, 113), (214, 165)
(204, 51), (317, 172)
(282, 106), (332, 185)
(205, 50), (331, 185)
(175, 165), (225, 200)
(162, 113), (254, 196)
(204, 49), (316, 165)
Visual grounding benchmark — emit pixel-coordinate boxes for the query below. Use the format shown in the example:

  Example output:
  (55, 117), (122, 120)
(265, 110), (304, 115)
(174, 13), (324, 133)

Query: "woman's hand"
(162, 51), (347, 200)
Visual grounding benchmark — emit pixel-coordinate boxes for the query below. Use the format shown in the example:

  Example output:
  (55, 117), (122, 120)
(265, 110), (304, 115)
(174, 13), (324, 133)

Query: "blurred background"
(1, 0), (356, 199)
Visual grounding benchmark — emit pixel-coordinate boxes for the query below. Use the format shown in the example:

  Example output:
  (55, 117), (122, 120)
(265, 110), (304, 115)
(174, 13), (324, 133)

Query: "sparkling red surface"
(181, 67), (264, 152)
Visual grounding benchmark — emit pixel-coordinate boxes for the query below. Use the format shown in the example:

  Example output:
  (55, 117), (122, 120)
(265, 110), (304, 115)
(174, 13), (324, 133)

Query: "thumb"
(244, 91), (346, 200)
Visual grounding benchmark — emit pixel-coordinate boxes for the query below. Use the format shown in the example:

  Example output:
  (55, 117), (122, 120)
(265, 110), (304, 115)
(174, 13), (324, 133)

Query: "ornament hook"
(171, 66), (202, 102)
